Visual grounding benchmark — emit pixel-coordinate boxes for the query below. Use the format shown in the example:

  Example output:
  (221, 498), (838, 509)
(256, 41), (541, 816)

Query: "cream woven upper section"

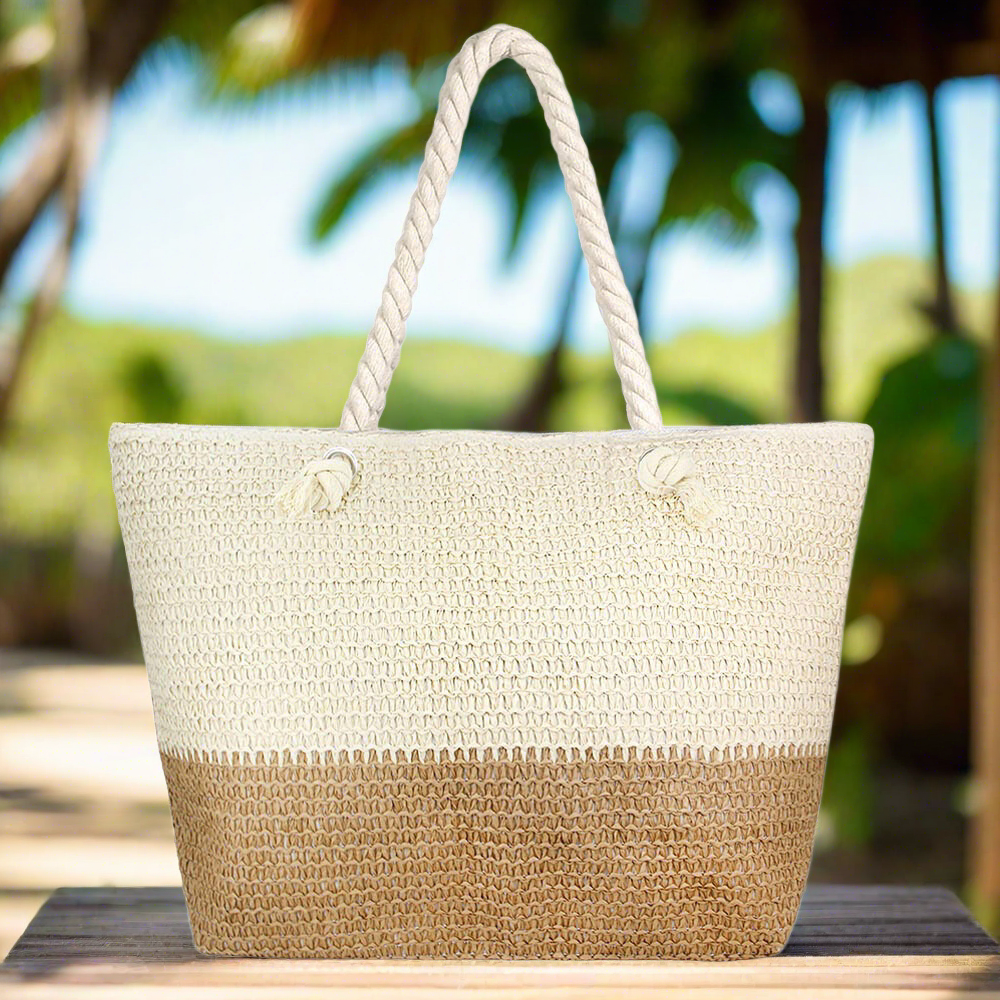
(110, 422), (872, 758)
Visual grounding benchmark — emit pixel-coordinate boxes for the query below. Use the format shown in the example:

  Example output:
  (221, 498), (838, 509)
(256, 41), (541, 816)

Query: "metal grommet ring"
(322, 447), (359, 478)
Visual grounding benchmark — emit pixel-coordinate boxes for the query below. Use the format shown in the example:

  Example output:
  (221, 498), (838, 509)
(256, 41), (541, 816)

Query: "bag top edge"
(109, 421), (873, 447)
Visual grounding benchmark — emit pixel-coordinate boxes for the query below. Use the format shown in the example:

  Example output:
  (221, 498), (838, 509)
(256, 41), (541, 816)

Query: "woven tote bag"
(110, 24), (872, 961)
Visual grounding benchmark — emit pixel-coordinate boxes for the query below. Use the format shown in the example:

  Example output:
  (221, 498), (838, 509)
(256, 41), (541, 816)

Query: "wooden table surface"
(1, 885), (998, 998)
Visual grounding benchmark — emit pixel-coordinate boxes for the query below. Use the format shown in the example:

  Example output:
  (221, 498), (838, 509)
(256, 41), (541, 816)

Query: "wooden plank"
(0, 886), (998, 998)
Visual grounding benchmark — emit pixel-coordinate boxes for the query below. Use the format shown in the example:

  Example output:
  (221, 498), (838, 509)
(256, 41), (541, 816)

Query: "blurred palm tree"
(919, 79), (959, 336)
(2, 0), (994, 431)
(1, 0), (159, 431)
(0, 0), (269, 433)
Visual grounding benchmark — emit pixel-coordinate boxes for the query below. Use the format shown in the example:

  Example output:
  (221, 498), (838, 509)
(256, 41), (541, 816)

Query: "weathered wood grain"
(0, 885), (998, 998)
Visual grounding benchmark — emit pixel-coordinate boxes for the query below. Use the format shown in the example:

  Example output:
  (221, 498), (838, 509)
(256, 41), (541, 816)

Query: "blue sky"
(2, 47), (998, 352)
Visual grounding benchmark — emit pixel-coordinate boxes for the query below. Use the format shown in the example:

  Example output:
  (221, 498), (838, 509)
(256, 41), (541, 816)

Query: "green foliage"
(661, 61), (791, 240)
(307, 0), (791, 277)
(459, 62), (572, 262)
(857, 336), (980, 575)
(167, 0), (277, 57)
(0, 312), (528, 540)
(0, 1), (302, 146)
(656, 386), (765, 426)
(822, 725), (876, 849)
(312, 61), (563, 264)
(119, 352), (187, 424)
(653, 2), (794, 238)
(0, 3), (48, 144)
(0, 62), (42, 144)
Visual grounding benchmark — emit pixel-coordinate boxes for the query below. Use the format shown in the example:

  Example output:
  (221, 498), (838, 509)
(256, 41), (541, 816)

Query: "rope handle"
(338, 23), (663, 432)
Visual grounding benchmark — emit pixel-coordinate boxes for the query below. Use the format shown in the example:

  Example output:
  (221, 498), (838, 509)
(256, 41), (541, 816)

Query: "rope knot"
(275, 449), (358, 516)
(637, 446), (718, 525)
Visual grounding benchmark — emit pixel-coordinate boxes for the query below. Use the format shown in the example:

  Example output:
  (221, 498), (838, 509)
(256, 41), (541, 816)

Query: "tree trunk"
(1, 0), (96, 433)
(0, 92), (111, 433)
(0, 0), (172, 288)
(793, 92), (829, 423)
(501, 148), (622, 432)
(922, 80), (959, 335)
(0, 109), (74, 293)
(969, 304), (1000, 931)
(630, 223), (658, 341)
(500, 242), (583, 432)
(0, 0), (171, 436)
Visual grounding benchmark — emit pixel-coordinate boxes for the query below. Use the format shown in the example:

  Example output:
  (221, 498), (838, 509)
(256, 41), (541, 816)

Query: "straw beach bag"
(110, 24), (872, 961)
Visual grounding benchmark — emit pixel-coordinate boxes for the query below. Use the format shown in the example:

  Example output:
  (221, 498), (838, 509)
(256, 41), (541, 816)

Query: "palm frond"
(480, 110), (558, 264)
(657, 58), (794, 242)
(310, 63), (562, 264)
(310, 105), (436, 241)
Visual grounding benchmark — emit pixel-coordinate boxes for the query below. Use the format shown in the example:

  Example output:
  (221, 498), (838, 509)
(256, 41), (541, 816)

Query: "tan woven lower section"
(162, 746), (826, 960)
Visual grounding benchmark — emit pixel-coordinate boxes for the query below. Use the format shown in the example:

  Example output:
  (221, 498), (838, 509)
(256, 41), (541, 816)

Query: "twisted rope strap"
(278, 26), (720, 522)
(338, 23), (663, 433)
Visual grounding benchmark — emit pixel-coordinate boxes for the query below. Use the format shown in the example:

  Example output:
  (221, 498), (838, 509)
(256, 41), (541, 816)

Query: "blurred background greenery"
(1, 0), (999, 955)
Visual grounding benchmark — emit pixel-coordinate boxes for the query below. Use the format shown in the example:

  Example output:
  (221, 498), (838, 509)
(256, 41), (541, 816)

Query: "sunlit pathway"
(0, 653), (178, 958)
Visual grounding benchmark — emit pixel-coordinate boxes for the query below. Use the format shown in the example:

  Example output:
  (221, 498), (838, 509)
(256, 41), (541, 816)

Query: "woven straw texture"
(111, 422), (872, 959)
(162, 747), (826, 959)
(109, 24), (873, 960)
